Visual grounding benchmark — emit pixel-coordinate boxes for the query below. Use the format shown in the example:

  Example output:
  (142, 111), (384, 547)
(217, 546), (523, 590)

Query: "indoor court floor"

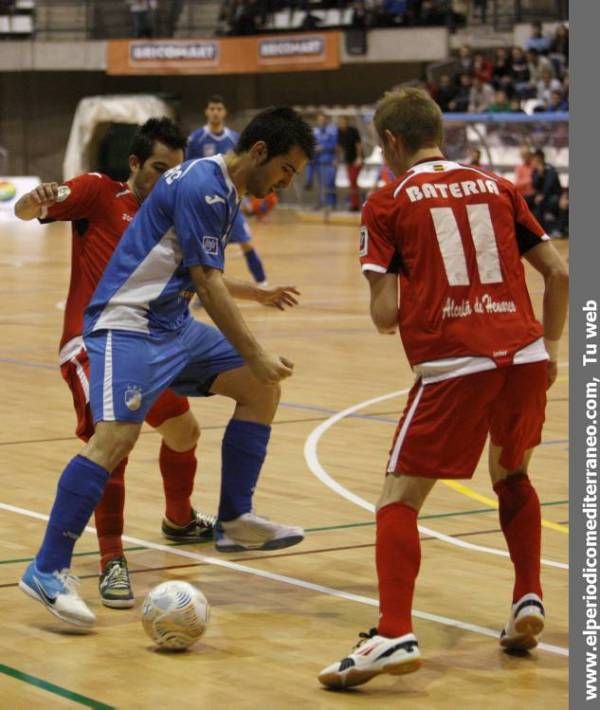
(0, 213), (568, 708)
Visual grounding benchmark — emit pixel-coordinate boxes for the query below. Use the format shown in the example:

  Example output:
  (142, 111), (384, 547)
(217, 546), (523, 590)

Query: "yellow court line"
(441, 479), (569, 534)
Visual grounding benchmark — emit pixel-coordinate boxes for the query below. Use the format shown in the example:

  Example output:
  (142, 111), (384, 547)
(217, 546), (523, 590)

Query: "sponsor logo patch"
(359, 225), (369, 256)
(205, 194), (225, 205)
(202, 236), (219, 255)
(124, 385), (143, 411)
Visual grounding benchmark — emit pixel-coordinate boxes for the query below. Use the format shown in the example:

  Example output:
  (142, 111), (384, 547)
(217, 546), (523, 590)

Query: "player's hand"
(547, 360), (558, 389)
(247, 352), (294, 384)
(257, 285), (300, 310)
(28, 182), (61, 207)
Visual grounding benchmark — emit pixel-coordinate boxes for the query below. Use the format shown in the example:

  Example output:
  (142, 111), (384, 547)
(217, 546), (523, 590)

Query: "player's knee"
(164, 413), (201, 451)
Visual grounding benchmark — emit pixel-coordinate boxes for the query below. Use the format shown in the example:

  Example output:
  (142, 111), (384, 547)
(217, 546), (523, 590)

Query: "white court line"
(304, 389), (568, 571)
(0, 501), (567, 657)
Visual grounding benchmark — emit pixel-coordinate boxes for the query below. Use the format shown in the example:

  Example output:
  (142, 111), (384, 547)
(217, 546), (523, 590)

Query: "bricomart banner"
(106, 33), (340, 75)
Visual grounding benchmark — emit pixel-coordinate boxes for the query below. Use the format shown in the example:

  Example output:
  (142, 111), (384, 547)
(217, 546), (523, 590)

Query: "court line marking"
(0, 501), (567, 657)
(304, 389), (568, 570)
(442, 480), (569, 534)
(0, 663), (114, 710)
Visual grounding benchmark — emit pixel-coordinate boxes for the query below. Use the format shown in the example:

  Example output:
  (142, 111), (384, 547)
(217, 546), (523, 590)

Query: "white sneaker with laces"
(19, 561), (96, 628)
(215, 512), (304, 552)
(500, 592), (545, 651)
(318, 629), (422, 689)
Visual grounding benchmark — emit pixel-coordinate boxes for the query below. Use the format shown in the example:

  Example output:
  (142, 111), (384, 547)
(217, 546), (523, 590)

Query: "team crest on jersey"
(359, 226), (369, 256)
(202, 236), (219, 255)
(124, 385), (143, 411)
(433, 164), (446, 171)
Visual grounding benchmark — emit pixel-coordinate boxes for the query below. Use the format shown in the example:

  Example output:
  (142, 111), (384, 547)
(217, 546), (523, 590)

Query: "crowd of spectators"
(218, 0), (456, 36)
(430, 22), (569, 114)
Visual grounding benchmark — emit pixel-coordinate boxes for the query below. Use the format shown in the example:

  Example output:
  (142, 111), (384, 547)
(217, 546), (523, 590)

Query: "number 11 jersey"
(359, 159), (547, 374)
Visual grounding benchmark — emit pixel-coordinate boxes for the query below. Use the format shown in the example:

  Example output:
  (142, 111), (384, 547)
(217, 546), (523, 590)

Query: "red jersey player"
(319, 88), (568, 689)
(14, 119), (215, 609)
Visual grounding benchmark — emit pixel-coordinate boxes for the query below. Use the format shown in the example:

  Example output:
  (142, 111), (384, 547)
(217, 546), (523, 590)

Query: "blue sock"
(219, 419), (270, 522)
(36, 455), (109, 573)
(244, 249), (266, 283)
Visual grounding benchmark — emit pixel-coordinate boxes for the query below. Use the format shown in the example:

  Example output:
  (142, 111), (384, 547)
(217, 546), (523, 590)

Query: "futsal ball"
(141, 581), (209, 650)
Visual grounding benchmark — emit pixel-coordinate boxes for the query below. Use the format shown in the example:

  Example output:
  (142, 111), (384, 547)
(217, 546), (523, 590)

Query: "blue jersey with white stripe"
(84, 155), (239, 335)
(186, 125), (239, 160)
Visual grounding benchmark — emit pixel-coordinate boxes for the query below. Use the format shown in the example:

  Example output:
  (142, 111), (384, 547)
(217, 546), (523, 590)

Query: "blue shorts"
(85, 319), (244, 424)
(228, 210), (252, 244)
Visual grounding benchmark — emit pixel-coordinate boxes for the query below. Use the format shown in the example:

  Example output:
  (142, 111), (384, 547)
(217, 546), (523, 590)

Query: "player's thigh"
(169, 319), (245, 398)
(489, 360), (547, 476)
(85, 329), (187, 425)
(388, 370), (504, 479)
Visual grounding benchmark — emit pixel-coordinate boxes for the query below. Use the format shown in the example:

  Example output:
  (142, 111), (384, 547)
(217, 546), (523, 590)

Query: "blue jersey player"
(187, 95), (268, 285)
(20, 107), (316, 628)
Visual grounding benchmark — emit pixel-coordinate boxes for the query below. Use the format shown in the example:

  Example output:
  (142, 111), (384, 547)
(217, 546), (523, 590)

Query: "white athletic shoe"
(318, 629), (422, 689)
(215, 512), (304, 552)
(20, 561), (96, 628)
(500, 592), (545, 651)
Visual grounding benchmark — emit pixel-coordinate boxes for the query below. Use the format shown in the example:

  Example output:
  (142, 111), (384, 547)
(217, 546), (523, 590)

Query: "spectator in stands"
(525, 21), (551, 54)
(549, 23), (569, 70)
(230, 0), (262, 35)
(466, 147), (482, 167)
(514, 146), (535, 205)
(556, 188), (569, 238)
(457, 45), (473, 74)
(127, 0), (157, 38)
(543, 89), (569, 113)
(434, 74), (457, 112)
(336, 116), (363, 212)
(509, 96), (525, 113)
(472, 51), (494, 83)
(537, 67), (562, 105)
(527, 48), (553, 88)
(166, 0), (184, 36)
(472, 0), (488, 23)
(351, 0), (369, 28)
(531, 148), (563, 236)
(486, 88), (512, 113)
(468, 76), (494, 113)
(448, 73), (472, 112)
(510, 46), (531, 98)
(492, 47), (513, 92)
(313, 112), (338, 211)
(378, 0), (407, 26)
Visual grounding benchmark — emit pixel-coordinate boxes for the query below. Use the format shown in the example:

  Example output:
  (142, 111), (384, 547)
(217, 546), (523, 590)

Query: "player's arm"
(523, 240), (569, 386)
(513, 185), (569, 386)
(364, 271), (399, 334)
(14, 182), (62, 220)
(222, 276), (300, 310)
(190, 266), (294, 384)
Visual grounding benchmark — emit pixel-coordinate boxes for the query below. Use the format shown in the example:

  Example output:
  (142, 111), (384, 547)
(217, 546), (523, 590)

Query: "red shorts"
(60, 345), (190, 442)
(387, 361), (548, 479)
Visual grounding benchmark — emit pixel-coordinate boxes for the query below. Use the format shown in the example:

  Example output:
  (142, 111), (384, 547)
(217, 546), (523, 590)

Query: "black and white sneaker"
(318, 628), (422, 690)
(161, 509), (217, 543)
(500, 592), (545, 651)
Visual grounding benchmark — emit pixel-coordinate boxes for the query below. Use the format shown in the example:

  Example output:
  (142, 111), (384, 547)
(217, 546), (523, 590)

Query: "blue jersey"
(186, 125), (239, 160)
(84, 155), (239, 336)
(313, 123), (338, 165)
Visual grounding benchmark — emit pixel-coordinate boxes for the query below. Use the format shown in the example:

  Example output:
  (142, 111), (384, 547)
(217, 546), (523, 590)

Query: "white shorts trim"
(102, 331), (115, 420)
(387, 381), (424, 472)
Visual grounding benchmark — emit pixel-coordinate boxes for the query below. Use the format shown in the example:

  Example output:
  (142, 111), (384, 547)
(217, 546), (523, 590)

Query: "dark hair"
(130, 117), (186, 165)
(533, 147), (545, 161)
(206, 94), (226, 107)
(236, 106), (315, 161)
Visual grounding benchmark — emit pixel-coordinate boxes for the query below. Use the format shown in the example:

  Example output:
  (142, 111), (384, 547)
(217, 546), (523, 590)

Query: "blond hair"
(373, 87), (443, 154)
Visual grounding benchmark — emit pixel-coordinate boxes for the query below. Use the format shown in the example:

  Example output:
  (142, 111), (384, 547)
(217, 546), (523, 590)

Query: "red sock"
(376, 501), (421, 637)
(493, 474), (542, 602)
(160, 442), (197, 526)
(95, 458), (126, 572)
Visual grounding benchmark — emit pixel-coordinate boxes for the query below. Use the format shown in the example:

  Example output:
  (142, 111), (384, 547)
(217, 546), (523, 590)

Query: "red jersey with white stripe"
(42, 172), (139, 355)
(359, 159), (547, 370)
